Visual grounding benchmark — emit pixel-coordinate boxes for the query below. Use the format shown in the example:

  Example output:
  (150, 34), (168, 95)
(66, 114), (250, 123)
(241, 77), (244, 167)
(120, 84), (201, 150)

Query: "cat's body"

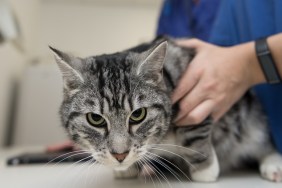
(51, 37), (282, 182)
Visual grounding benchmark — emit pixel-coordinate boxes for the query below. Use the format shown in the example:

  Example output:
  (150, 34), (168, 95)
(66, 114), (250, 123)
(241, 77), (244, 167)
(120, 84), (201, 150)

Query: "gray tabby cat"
(50, 37), (282, 182)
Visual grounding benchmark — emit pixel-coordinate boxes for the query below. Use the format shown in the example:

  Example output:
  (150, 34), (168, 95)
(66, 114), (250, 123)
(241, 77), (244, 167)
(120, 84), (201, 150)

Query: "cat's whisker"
(148, 147), (197, 171)
(56, 156), (93, 188)
(70, 158), (94, 188)
(83, 158), (96, 187)
(136, 161), (146, 184)
(146, 154), (184, 184)
(142, 155), (172, 188)
(82, 160), (99, 186)
(87, 161), (101, 187)
(49, 151), (91, 168)
(146, 151), (191, 182)
(146, 153), (191, 188)
(73, 160), (98, 188)
(49, 153), (93, 188)
(139, 158), (158, 188)
(43, 150), (89, 166)
(150, 143), (207, 158)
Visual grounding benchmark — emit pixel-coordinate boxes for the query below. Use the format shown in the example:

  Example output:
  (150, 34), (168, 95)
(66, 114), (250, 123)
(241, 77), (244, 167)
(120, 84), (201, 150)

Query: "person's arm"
(172, 33), (282, 126)
(267, 34), (282, 77)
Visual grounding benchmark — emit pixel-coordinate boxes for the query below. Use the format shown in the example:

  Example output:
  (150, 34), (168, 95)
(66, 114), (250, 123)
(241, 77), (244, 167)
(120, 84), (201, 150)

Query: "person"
(157, 0), (282, 153)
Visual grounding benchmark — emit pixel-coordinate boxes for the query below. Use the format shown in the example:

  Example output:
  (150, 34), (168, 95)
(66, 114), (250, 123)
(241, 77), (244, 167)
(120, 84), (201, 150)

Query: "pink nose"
(111, 152), (129, 162)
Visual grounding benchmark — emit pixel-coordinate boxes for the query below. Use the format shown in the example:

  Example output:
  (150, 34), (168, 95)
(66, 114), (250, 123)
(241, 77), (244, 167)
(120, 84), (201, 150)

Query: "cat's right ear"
(49, 46), (84, 91)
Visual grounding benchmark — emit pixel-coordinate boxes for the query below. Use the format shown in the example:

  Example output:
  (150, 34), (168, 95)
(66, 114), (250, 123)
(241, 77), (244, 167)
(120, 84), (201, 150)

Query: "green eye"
(86, 113), (106, 127)
(129, 108), (147, 125)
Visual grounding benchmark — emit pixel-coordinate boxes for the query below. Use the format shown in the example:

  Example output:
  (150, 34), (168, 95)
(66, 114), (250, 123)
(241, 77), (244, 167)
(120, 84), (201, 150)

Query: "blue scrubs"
(209, 0), (282, 154)
(157, 0), (282, 153)
(157, 0), (220, 41)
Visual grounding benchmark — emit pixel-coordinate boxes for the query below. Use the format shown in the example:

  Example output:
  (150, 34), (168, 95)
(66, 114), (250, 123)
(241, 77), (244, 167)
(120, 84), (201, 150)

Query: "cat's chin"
(114, 165), (131, 171)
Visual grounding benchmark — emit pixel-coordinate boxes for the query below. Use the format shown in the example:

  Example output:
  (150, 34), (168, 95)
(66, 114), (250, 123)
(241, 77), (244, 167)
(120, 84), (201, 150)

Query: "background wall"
(0, 0), (162, 147)
(39, 0), (162, 57)
(0, 0), (40, 147)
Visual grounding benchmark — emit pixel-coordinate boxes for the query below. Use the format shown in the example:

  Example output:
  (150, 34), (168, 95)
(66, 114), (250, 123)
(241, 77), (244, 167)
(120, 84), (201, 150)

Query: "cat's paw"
(190, 148), (219, 182)
(114, 166), (138, 179)
(260, 153), (282, 182)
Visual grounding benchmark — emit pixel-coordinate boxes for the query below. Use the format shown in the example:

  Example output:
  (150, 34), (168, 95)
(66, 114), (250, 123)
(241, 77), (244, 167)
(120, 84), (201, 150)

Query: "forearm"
(267, 33), (282, 79)
(235, 33), (282, 86)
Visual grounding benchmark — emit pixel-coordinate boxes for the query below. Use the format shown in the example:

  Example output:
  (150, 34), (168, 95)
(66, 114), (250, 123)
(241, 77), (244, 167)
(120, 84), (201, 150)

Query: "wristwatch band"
(255, 37), (281, 84)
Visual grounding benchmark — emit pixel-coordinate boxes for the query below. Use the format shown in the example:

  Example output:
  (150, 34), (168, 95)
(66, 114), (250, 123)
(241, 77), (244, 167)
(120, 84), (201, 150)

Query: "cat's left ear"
(137, 41), (167, 85)
(49, 46), (84, 91)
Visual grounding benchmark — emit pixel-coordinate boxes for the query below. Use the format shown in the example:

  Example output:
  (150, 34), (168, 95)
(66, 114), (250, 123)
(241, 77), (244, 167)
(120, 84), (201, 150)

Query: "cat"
(50, 37), (282, 182)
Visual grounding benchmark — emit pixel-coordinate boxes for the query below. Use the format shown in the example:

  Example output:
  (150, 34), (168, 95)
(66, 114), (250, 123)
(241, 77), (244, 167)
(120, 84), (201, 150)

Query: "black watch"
(255, 37), (281, 84)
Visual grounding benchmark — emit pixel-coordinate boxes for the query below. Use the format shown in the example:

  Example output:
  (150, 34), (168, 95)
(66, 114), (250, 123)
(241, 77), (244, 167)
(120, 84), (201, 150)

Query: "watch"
(255, 37), (281, 84)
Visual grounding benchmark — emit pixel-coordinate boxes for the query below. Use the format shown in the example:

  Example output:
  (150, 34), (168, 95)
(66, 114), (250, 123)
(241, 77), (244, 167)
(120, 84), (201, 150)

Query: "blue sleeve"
(156, 0), (220, 41)
(209, 0), (239, 46)
(208, 0), (282, 154)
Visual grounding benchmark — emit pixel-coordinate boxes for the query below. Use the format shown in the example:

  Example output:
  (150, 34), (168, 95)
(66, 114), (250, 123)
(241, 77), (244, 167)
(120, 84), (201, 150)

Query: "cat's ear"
(137, 41), (167, 85)
(49, 46), (84, 91)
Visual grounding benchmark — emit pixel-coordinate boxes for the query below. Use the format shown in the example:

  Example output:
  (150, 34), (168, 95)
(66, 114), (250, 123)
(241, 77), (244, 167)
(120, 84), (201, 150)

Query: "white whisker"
(50, 151), (91, 167)
(143, 155), (172, 188)
(56, 156), (93, 188)
(150, 144), (207, 158)
(148, 147), (197, 171)
(139, 158), (158, 188)
(43, 150), (90, 166)
(147, 151), (191, 182)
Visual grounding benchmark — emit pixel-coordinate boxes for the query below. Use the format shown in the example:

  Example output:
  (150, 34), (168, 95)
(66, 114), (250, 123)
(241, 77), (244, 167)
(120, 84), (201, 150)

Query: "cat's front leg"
(189, 146), (219, 182)
(114, 163), (139, 179)
(176, 123), (220, 182)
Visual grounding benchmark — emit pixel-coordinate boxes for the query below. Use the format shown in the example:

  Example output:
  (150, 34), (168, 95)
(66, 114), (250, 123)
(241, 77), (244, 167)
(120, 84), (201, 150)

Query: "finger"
(175, 100), (214, 126)
(176, 38), (205, 49)
(174, 79), (206, 122)
(171, 62), (201, 103)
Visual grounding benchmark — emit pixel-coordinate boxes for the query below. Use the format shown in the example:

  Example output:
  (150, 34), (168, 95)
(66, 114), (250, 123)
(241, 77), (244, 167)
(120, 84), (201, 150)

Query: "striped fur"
(51, 37), (282, 182)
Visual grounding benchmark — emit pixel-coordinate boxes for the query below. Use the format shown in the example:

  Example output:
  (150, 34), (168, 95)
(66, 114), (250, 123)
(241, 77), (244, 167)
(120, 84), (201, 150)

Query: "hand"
(172, 39), (264, 126)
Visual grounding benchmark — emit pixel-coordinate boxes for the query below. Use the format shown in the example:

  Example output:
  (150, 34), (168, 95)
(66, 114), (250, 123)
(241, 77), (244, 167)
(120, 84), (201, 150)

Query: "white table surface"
(0, 147), (281, 188)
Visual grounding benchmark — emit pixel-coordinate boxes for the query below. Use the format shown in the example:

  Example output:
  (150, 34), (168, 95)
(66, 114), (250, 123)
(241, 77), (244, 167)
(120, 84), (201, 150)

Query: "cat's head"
(50, 42), (171, 169)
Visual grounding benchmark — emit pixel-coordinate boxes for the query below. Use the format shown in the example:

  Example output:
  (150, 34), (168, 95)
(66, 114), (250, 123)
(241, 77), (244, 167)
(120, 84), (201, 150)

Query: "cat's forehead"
(74, 51), (157, 114)
(93, 52), (130, 66)
(76, 87), (144, 116)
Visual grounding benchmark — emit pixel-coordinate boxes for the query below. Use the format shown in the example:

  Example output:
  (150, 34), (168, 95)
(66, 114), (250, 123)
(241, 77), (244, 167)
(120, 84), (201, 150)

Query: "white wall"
(0, 0), (40, 147)
(39, 0), (162, 57)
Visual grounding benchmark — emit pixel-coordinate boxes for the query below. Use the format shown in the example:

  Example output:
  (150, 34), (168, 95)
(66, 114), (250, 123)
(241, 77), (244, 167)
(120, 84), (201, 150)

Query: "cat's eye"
(129, 108), (147, 125)
(86, 113), (106, 127)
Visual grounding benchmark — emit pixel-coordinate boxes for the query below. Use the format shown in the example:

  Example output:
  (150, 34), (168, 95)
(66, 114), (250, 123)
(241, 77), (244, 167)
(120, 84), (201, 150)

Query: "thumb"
(176, 38), (205, 49)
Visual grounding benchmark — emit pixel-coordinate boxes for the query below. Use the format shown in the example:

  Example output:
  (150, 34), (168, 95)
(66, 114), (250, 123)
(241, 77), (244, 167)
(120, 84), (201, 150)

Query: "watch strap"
(255, 37), (281, 84)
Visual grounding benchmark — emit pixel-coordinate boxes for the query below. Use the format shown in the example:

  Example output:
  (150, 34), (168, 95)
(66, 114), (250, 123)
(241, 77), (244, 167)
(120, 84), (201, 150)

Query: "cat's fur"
(50, 37), (282, 182)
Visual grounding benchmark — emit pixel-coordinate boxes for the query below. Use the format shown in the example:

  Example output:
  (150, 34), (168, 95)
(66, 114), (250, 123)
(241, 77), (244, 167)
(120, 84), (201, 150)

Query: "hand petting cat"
(172, 38), (267, 126)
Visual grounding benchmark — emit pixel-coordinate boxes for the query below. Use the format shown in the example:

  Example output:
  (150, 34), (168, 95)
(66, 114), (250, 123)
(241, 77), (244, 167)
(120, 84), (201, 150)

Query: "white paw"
(260, 153), (282, 182)
(114, 166), (138, 179)
(191, 148), (219, 182)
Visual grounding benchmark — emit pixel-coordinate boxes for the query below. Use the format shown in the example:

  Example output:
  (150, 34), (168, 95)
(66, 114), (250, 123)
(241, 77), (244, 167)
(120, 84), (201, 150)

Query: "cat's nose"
(111, 151), (129, 163)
